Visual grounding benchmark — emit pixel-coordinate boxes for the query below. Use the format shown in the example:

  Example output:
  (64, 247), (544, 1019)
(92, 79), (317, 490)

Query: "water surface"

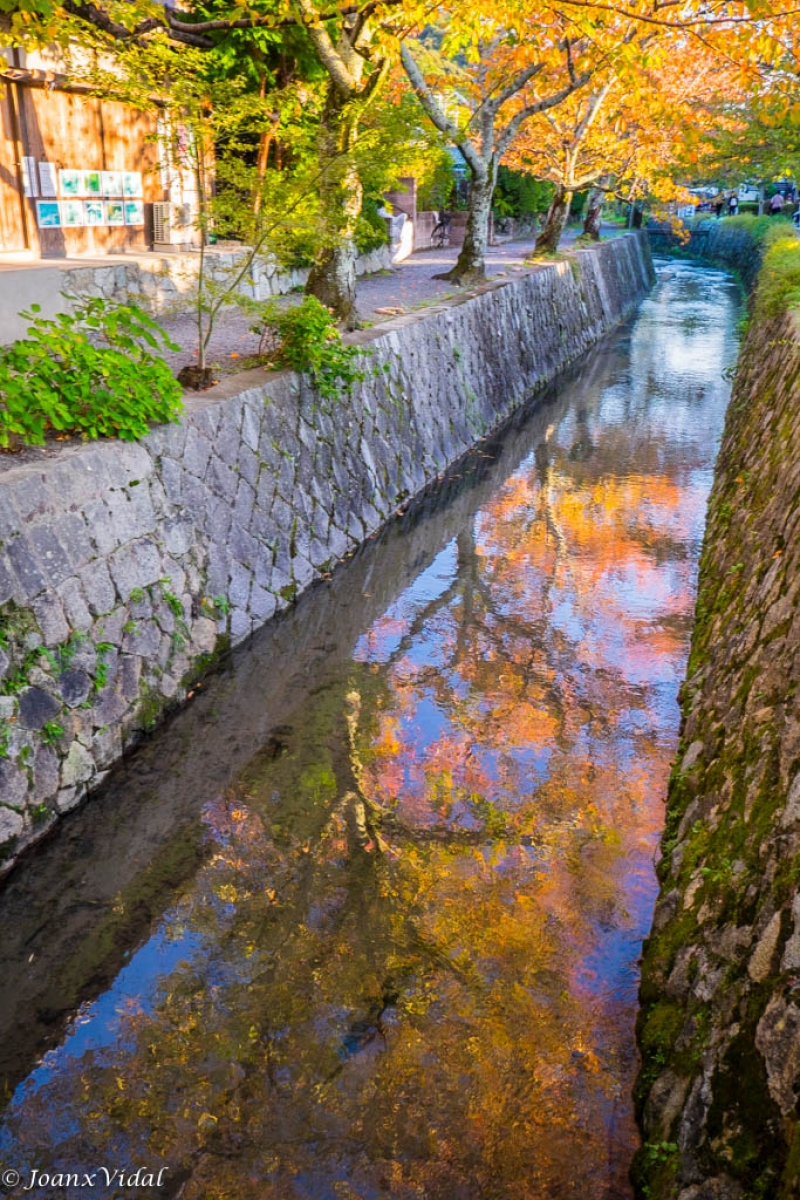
(0, 262), (741, 1200)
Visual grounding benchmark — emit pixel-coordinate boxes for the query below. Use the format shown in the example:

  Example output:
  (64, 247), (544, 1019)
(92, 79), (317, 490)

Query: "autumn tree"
(669, 26), (800, 197)
(520, 77), (618, 254)
(557, 0), (799, 218)
(506, 26), (764, 254)
(400, 22), (592, 284)
(506, 65), (665, 253)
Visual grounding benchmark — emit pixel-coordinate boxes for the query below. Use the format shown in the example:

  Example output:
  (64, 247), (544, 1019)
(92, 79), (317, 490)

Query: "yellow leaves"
(373, 714), (402, 757)
(214, 883), (239, 904)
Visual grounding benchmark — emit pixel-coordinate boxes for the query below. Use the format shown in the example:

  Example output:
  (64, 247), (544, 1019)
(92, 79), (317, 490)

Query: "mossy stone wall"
(634, 247), (800, 1199)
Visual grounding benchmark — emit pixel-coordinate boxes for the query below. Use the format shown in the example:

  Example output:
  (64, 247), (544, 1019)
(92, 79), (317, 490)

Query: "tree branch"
(62, 0), (179, 45)
(489, 59), (546, 113)
(496, 70), (591, 158)
(400, 43), (486, 177)
(292, 0), (357, 97)
(556, 0), (800, 29)
(572, 78), (613, 143)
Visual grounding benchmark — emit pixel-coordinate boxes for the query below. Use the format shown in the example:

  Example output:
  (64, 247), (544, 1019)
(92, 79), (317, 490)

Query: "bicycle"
(430, 213), (451, 249)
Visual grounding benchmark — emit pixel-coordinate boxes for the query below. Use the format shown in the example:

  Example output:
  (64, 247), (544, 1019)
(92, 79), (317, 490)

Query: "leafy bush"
(249, 296), (366, 402)
(493, 167), (554, 218)
(273, 197), (389, 269)
(754, 224), (800, 318)
(0, 298), (183, 449)
(355, 196), (390, 253)
(721, 213), (777, 244)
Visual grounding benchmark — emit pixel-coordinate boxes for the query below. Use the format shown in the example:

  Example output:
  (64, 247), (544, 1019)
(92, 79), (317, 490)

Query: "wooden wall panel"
(0, 86), (28, 253)
(0, 85), (162, 258)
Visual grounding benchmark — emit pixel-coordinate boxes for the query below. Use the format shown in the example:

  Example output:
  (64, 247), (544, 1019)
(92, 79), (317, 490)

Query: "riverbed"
(0, 260), (741, 1200)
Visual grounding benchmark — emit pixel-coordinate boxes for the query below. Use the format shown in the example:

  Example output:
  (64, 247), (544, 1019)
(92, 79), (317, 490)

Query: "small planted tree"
(79, 40), (343, 382)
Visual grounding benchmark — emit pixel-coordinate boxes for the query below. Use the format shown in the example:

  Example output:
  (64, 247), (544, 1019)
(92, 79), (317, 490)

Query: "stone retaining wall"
(0, 233), (653, 870)
(647, 218), (764, 290)
(0, 245), (393, 345)
(63, 244), (393, 316)
(634, 249), (800, 1197)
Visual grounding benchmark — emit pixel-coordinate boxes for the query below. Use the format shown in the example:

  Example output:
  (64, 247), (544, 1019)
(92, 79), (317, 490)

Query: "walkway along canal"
(0, 260), (741, 1199)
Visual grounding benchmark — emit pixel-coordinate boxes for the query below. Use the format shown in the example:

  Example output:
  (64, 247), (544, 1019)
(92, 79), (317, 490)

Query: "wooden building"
(1, 46), (172, 258)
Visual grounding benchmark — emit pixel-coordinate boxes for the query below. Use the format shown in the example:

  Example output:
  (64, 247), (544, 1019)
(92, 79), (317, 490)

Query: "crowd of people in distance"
(703, 188), (800, 225)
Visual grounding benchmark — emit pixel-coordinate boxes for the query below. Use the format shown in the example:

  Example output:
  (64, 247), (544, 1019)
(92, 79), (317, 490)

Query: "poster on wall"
(105, 200), (125, 226)
(21, 158), (38, 198)
(58, 169), (82, 197)
(102, 171), (124, 196)
(124, 200), (144, 226)
(122, 172), (143, 198)
(38, 163), (57, 198)
(61, 200), (85, 227)
(36, 201), (61, 228)
(81, 171), (102, 197)
(84, 200), (105, 226)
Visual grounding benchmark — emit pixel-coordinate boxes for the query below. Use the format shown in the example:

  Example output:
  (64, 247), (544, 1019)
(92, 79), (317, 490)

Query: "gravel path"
(159, 231), (614, 377)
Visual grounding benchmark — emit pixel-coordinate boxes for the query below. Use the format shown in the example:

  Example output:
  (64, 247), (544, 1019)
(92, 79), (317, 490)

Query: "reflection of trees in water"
(1, 414), (696, 1200)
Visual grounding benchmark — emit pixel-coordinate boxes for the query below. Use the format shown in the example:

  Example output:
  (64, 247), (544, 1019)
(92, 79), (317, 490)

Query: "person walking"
(770, 192), (785, 216)
(727, 193), (738, 216)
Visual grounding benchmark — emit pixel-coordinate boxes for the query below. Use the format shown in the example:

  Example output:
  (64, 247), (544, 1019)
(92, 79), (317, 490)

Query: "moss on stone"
(635, 225), (800, 1199)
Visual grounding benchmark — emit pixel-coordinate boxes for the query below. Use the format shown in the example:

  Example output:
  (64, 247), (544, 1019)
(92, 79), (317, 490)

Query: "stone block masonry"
(0, 245), (393, 345)
(633, 254), (800, 1194)
(0, 233), (653, 870)
(62, 245), (394, 316)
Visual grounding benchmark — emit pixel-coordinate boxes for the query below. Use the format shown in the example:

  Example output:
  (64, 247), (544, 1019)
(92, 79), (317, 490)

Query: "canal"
(0, 260), (741, 1200)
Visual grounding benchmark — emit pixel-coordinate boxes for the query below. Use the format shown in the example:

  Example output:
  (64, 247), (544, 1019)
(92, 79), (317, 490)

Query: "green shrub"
(355, 196), (390, 253)
(720, 213), (793, 246)
(754, 224), (800, 319)
(250, 296), (366, 402)
(274, 197), (388, 268)
(493, 166), (554, 218)
(0, 298), (183, 449)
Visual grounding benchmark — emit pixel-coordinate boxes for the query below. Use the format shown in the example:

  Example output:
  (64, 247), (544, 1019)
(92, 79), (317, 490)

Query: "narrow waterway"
(0, 261), (740, 1200)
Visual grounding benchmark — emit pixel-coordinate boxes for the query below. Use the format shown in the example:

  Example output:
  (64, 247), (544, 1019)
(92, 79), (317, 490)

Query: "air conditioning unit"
(152, 201), (194, 247)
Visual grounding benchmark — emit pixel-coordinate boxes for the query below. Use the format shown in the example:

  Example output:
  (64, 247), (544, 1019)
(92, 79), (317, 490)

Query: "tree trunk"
(534, 185), (572, 255)
(305, 84), (363, 329)
(253, 74), (278, 218)
(435, 166), (495, 286)
(582, 180), (607, 240)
